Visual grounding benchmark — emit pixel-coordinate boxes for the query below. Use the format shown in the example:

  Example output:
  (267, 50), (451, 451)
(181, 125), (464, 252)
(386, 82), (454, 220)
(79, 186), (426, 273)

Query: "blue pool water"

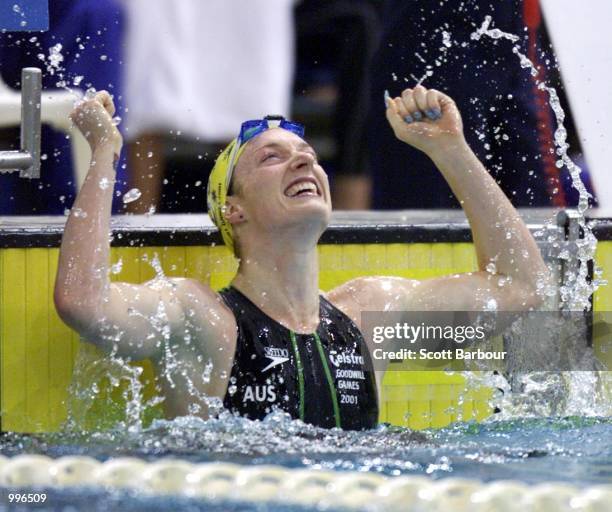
(1, 414), (610, 511)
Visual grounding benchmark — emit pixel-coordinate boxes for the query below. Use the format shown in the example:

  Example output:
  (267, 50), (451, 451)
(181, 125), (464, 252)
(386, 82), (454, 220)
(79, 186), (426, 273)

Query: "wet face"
(227, 128), (332, 239)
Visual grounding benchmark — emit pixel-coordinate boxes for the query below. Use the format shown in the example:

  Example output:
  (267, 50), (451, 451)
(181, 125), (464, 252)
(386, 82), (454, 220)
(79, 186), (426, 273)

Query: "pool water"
(1, 413), (610, 511)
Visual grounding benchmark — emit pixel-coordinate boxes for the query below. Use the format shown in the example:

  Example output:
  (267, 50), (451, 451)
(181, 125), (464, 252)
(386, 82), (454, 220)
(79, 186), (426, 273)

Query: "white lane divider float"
(0, 454), (611, 511)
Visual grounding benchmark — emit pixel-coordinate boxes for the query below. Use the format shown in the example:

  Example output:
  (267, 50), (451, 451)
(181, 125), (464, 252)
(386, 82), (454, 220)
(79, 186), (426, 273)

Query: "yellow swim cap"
(206, 138), (247, 255)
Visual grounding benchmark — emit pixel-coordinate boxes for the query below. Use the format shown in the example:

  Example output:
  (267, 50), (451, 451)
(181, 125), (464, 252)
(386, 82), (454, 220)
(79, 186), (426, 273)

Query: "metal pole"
(0, 151), (33, 171)
(19, 67), (42, 178)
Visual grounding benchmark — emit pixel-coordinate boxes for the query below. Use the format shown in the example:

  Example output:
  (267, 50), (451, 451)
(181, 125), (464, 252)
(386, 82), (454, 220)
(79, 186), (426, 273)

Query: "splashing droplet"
(122, 188), (142, 204)
(72, 208), (87, 218)
(110, 258), (123, 275)
(85, 87), (97, 100)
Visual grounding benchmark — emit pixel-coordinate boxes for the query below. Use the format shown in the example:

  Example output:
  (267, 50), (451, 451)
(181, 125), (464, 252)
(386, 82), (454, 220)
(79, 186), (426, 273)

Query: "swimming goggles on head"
(225, 115), (305, 192)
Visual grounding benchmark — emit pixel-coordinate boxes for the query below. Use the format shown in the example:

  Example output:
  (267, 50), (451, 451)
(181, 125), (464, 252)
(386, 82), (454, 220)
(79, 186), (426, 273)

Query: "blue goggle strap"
(226, 117), (305, 190)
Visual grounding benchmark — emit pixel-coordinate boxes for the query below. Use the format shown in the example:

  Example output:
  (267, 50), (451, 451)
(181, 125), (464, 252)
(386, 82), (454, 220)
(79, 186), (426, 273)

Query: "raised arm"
(330, 86), (549, 327)
(53, 93), (228, 360)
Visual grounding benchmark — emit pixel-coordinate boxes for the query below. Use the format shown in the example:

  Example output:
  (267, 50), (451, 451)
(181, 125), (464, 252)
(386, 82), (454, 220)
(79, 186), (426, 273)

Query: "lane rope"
(0, 454), (611, 510)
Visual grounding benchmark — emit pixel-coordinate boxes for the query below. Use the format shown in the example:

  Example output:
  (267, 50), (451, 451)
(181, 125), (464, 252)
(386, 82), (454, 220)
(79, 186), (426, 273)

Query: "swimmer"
(54, 86), (548, 429)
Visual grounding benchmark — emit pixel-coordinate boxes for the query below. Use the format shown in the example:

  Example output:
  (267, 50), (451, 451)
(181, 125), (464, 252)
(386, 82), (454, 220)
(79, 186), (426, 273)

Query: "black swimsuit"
(220, 287), (379, 430)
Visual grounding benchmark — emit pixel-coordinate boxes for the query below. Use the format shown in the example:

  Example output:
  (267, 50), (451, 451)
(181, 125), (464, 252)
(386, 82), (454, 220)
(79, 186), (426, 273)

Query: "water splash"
(37, 43), (64, 77)
(98, 177), (111, 190)
(64, 344), (151, 433)
(66, 254), (226, 432)
(471, 15), (603, 311)
(462, 15), (611, 420)
(12, 3), (27, 28)
(122, 188), (142, 204)
(3, 413), (610, 486)
(84, 87), (98, 101)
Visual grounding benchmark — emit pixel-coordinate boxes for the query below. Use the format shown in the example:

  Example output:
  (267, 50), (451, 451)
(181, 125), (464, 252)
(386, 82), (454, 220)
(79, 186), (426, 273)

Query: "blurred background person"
(0, 0), (597, 214)
(293, 0), (382, 209)
(122, 0), (298, 214)
(0, 0), (127, 215)
(366, 0), (597, 209)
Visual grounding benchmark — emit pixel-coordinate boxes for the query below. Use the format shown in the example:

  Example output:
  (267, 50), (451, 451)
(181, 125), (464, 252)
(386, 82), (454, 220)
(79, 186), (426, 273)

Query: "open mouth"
(284, 177), (321, 198)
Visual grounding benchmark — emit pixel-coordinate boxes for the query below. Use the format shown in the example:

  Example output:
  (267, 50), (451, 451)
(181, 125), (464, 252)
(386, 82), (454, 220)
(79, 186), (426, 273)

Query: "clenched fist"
(385, 85), (465, 156)
(70, 91), (122, 157)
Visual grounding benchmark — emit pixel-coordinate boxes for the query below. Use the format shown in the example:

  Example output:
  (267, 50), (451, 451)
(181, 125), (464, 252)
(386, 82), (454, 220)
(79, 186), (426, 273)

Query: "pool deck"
(1, 208), (611, 247)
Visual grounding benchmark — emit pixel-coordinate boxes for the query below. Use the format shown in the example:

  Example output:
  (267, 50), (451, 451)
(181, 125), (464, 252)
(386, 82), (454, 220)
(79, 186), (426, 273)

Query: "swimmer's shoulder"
(326, 276), (422, 329)
(165, 278), (238, 345)
(325, 277), (382, 329)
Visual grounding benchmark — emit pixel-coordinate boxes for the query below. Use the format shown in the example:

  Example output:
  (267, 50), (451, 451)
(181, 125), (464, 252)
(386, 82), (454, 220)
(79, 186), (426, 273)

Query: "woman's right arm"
(53, 92), (188, 360)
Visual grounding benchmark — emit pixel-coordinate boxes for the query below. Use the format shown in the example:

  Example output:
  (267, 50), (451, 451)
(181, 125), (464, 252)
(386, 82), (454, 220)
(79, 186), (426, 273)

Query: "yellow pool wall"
(1, 241), (611, 433)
